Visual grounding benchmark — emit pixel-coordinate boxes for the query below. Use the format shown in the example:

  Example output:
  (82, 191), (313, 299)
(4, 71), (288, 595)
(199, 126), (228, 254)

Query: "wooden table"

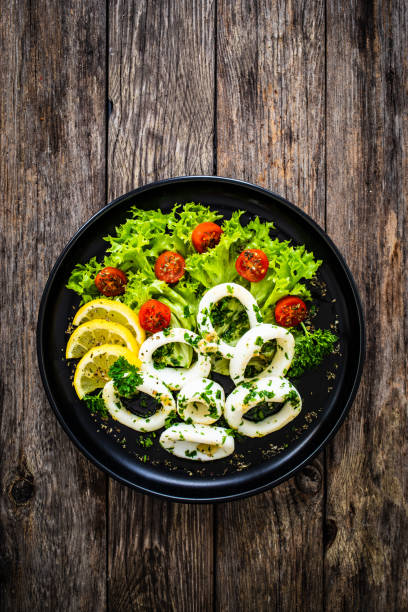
(1, 1), (406, 610)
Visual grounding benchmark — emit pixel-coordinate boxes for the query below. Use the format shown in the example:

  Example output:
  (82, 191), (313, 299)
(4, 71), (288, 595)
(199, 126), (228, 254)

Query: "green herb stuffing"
(289, 324), (338, 379)
(244, 339), (277, 378)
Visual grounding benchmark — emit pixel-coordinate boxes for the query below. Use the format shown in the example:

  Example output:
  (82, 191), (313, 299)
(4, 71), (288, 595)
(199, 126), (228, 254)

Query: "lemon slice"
(73, 344), (141, 399)
(73, 298), (145, 345)
(66, 319), (139, 359)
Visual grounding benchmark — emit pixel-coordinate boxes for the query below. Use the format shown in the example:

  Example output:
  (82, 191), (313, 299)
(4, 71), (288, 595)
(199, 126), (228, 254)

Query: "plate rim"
(36, 175), (366, 503)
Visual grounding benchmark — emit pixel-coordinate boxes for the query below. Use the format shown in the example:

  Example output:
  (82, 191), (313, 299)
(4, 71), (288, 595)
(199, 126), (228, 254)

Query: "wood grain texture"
(217, 0), (326, 223)
(108, 0), (215, 200)
(0, 1), (107, 611)
(215, 1), (326, 610)
(325, 0), (408, 610)
(107, 2), (215, 610)
(1, 1), (407, 610)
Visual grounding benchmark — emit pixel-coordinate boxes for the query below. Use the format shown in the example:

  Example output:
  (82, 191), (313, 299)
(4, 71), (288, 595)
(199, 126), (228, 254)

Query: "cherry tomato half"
(274, 296), (308, 327)
(235, 249), (269, 282)
(94, 267), (127, 296)
(192, 222), (223, 253)
(139, 299), (172, 333)
(154, 251), (185, 284)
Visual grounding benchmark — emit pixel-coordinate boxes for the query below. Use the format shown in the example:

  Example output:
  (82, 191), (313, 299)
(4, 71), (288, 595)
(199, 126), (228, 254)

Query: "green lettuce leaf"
(66, 257), (103, 303)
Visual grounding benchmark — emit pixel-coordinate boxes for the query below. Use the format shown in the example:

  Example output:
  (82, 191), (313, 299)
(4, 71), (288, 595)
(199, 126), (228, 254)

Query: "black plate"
(37, 176), (365, 502)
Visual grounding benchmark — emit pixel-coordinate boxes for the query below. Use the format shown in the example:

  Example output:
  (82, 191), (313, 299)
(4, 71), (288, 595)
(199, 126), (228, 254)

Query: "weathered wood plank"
(325, 0), (408, 609)
(0, 1), (107, 611)
(107, 2), (215, 610)
(108, 0), (215, 198)
(216, 1), (326, 610)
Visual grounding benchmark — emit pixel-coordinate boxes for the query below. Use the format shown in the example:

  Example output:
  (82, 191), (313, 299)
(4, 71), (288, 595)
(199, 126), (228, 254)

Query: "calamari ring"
(224, 376), (302, 437)
(197, 282), (262, 359)
(229, 323), (295, 384)
(159, 423), (234, 461)
(177, 378), (224, 425)
(138, 328), (211, 391)
(102, 377), (176, 432)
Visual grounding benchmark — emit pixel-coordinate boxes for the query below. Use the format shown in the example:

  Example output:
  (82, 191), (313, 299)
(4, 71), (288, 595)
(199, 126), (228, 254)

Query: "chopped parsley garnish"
(164, 411), (179, 429)
(284, 390), (301, 408)
(184, 332), (199, 347)
(243, 387), (276, 405)
(252, 304), (263, 323)
(139, 434), (154, 448)
(289, 323), (338, 379)
(83, 393), (109, 419)
(109, 357), (143, 398)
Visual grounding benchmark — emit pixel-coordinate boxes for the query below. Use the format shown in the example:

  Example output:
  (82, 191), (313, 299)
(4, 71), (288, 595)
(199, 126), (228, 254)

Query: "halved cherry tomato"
(154, 251), (185, 284)
(274, 296), (307, 327)
(139, 299), (171, 333)
(192, 222), (223, 253)
(235, 249), (269, 282)
(95, 267), (127, 296)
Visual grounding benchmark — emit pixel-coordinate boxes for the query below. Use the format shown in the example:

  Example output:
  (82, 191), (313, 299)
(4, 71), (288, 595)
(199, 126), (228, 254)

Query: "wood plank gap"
(105, 3), (110, 612)
(213, 2), (218, 611)
(322, 2), (328, 611)
(213, 0), (218, 176)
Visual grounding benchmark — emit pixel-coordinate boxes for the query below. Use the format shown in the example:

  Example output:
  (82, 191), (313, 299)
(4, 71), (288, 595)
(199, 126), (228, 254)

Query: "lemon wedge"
(73, 344), (141, 399)
(66, 319), (139, 359)
(72, 298), (145, 345)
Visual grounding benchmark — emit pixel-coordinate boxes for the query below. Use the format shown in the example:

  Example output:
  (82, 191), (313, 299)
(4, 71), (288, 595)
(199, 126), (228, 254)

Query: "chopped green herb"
(289, 323), (338, 379)
(164, 411), (178, 428)
(83, 393), (109, 419)
(109, 357), (143, 398)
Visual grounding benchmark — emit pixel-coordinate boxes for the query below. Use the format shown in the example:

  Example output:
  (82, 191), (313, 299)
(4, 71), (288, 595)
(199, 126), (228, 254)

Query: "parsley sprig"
(289, 323), (338, 379)
(108, 356), (144, 398)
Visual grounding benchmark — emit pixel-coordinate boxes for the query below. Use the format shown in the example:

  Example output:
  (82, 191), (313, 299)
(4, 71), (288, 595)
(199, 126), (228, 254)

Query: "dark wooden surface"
(0, 1), (406, 610)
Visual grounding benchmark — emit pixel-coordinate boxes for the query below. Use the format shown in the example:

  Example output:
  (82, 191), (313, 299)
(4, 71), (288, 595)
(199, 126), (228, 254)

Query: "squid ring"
(102, 376), (176, 432)
(138, 328), (211, 391)
(197, 282), (262, 359)
(229, 323), (295, 384)
(224, 376), (302, 437)
(177, 378), (224, 425)
(159, 423), (235, 461)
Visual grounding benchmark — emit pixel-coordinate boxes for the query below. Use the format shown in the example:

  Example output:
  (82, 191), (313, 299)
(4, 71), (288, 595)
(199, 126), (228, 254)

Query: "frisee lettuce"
(67, 202), (323, 372)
